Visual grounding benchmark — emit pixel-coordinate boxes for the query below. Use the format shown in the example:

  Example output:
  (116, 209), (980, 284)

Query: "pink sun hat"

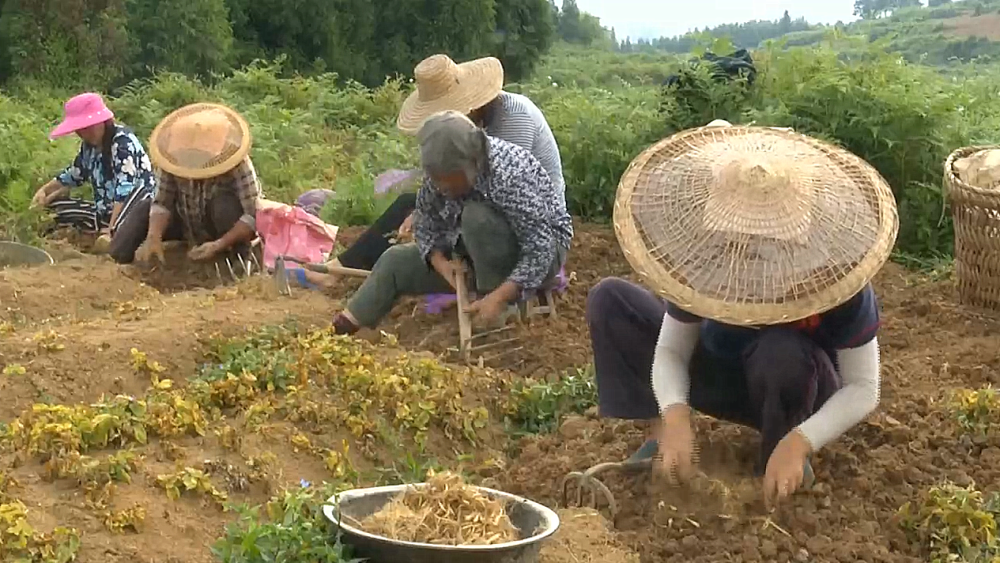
(49, 93), (114, 140)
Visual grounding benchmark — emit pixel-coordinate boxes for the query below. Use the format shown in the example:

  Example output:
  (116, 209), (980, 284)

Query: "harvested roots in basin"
(359, 470), (517, 545)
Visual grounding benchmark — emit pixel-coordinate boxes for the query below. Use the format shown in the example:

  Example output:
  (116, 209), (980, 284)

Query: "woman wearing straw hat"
(31, 92), (156, 261)
(129, 103), (262, 265)
(289, 54), (564, 290)
(329, 111), (572, 335)
(586, 123), (898, 507)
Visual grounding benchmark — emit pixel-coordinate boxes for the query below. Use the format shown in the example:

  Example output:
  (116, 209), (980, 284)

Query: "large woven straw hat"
(149, 103), (251, 180)
(397, 55), (503, 135)
(614, 125), (898, 326)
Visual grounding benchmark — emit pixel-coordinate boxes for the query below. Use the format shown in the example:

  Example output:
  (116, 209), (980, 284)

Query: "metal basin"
(323, 484), (560, 563)
(0, 241), (54, 268)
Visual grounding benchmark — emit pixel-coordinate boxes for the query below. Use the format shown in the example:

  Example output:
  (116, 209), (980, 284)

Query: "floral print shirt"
(413, 136), (574, 291)
(55, 125), (155, 221)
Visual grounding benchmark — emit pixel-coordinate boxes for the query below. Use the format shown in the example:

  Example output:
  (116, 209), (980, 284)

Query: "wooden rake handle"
(453, 260), (474, 361)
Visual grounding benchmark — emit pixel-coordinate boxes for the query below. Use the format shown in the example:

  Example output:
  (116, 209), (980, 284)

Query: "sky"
(574, 0), (860, 41)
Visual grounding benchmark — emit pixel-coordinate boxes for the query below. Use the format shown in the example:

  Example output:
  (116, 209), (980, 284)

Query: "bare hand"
(654, 405), (697, 485)
(136, 238), (166, 264)
(30, 189), (47, 209)
(763, 429), (812, 509)
(398, 213), (414, 239)
(466, 292), (507, 324)
(188, 240), (223, 262)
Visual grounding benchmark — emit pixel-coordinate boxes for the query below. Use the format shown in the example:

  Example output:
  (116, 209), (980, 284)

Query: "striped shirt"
(485, 92), (565, 193)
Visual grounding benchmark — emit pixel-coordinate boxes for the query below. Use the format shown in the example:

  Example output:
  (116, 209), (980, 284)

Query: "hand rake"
(212, 238), (263, 283)
(561, 443), (655, 521)
(452, 260), (521, 363)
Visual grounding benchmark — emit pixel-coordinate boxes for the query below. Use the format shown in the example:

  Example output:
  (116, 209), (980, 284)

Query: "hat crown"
(414, 55), (461, 102)
(64, 93), (108, 119)
(149, 103), (251, 179)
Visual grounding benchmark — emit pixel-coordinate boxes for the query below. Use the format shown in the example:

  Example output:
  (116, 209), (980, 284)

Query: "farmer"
(290, 53), (564, 289)
(131, 103), (262, 266)
(31, 93), (156, 262)
(586, 123), (898, 507)
(329, 111), (573, 335)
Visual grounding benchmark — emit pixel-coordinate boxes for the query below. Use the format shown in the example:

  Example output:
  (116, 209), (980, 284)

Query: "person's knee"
(108, 242), (132, 264)
(586, 277), (633, 326)
(745, 328), (816, 392)
(371, 244), (415, 274)
(210, 192), (243, 231)
(460, 201), (498, 234)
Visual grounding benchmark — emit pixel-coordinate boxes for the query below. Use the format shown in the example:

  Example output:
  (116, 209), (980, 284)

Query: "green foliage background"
(1, 0), (1000, 260)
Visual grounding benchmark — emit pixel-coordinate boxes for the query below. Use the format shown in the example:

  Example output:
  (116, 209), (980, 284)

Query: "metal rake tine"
(479, 347), (524, 363)
(250, 248), (261, 275)
(214, 261), (224, 282)
(225, 256), (238, 282)
(584, 474), (618, 517)
(470, 325), (516, 338)
(562, 471), (586, 507)
(467, 337), (521, 354)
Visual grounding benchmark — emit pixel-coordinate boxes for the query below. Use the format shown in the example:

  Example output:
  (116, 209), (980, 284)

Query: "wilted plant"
(898, 481), (1000, 562)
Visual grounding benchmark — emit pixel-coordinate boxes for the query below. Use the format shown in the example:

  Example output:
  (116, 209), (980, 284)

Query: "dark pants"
(108, 190), (244, 264)
(337, 193), (417, 271)
(586, 277), (841, 473)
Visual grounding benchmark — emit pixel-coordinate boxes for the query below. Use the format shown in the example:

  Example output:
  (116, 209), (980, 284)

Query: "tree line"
(0, 0), (611, 91)
(618, 11), (813, 53)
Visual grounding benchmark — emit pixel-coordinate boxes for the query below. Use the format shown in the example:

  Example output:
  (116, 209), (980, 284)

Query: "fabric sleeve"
(111, 135), (142, 202)
(796, 338), (881, 450)
(230, 157), (261, 230)
(153, 168), (177, 209)
(412, 179), (452, 262)
(55, 148), (87, 188)
(650, 308), (702, 413)
(492, 159), (557, 290)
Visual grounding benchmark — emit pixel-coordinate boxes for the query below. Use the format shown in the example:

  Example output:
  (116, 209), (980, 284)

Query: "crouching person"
(331, 111), (573, 334)
(586, 123), (898, 507)
(130, 103), (261, 265)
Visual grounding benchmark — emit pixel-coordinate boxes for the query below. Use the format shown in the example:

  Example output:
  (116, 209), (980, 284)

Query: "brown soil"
(540, 508), (639, 563)
(0, 223), (995, 562)
(943, 13), (1000, 41)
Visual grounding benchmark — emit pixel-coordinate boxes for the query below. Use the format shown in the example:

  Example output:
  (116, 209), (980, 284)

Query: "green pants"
(346, 201), (567, 328)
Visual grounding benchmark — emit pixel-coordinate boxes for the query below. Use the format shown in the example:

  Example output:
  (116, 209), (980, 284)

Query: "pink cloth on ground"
(256, 199), (339, 270)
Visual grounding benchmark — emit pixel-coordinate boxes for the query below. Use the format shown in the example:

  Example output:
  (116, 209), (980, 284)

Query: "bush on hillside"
(749, 44), (969, 256)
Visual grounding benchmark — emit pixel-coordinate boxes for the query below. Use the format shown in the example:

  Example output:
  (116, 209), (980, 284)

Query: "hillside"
(634, 0), (1000, 66)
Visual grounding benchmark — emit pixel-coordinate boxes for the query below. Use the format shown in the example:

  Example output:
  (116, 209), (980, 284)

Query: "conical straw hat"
(614, 125), (898, 326)
(149, 103), (252, 180)
(397, 55), (503, 135)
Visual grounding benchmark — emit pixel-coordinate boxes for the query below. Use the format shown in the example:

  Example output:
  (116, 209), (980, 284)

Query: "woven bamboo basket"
(945, 145), (1000, 309)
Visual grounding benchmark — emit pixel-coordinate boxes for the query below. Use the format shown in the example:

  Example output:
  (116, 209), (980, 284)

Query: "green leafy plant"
(503, 365), (598, 435)
(212, 483), (361, 563)
(952, 387), (1000, 438)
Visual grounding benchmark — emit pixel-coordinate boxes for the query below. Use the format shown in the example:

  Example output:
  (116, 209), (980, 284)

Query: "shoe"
(332, 313), (359, 335)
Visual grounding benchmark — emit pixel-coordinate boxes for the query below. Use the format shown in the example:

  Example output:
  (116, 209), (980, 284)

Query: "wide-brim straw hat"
(149, 103), (251, 180)
(614, 125), (899, 326)
(397, 55), (503, 134)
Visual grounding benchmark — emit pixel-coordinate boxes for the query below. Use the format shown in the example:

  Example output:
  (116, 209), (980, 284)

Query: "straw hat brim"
(614, 125), (899, 326)
(149, 103), (252, 180)
(396, 58), (503, 135)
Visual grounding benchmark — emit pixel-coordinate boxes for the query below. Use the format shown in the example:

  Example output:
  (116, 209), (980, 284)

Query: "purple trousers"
(586, 278), (841, 474)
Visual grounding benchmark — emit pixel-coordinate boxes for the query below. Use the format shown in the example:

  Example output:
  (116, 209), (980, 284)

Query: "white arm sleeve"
(796, 338), (881, 450)
(650, 313), (701, 412)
